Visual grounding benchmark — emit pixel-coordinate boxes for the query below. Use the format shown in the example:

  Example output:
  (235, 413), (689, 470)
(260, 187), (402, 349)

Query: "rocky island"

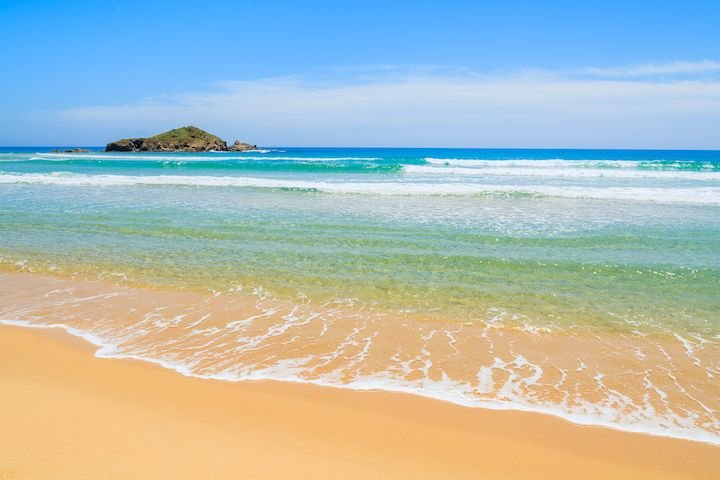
(105, 126), (257, 152)
(51, 148), (90, 153)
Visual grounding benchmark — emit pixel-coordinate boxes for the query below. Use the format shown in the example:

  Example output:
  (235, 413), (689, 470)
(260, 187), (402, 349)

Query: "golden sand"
(0, 325), (717, 480)
(2, 271), (718, 443)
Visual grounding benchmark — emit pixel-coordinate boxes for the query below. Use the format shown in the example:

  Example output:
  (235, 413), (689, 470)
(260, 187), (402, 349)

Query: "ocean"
(0, 147), (718, 445)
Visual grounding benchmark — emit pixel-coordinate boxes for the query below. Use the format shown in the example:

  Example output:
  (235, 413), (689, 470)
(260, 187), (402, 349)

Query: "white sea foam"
(1, 172), (720, 204)
(423, 157), (720, 171)
(204, 149), (273, 154)
(403, 165), (720, 180)
(2, 318), (719, 446)
(29, 153), (382, 162)
(424, 157), (646, 168)
(405, 164), (720, 180)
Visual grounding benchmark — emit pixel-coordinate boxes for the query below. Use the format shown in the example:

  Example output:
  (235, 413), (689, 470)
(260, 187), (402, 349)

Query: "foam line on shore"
(2, 318), (718, 447)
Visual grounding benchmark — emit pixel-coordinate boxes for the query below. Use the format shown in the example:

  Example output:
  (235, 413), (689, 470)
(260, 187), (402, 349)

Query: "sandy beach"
(3, 1), (720, 477)
(1, 324), (717, 480)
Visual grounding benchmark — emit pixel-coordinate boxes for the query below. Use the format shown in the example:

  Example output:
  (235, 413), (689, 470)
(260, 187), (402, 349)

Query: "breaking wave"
(1, 172), (719, 204)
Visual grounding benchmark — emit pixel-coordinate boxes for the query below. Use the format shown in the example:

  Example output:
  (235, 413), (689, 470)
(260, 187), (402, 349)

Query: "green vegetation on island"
(105, 126), (257, 152)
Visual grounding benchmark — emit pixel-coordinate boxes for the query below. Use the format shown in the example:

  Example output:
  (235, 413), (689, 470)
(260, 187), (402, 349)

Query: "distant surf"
(1, 172), (719, 204)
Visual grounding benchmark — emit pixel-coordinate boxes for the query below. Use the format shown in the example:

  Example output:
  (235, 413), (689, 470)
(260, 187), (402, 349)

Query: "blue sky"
(1, 0), (719, 147)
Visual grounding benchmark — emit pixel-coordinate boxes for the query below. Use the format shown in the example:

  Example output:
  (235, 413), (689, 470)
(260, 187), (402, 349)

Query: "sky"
(1, 0), (719, 148)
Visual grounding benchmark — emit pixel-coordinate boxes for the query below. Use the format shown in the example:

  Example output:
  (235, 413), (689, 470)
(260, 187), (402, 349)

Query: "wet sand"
(0, 324), (717, 479)
(2, 271), (718, 444)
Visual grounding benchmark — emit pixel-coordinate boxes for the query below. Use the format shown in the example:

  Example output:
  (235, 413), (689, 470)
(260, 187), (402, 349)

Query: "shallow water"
(1, 147), (718, 444)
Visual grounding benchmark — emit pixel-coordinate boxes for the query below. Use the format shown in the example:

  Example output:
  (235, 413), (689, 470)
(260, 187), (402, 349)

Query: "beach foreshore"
(1, 324), (717, 480)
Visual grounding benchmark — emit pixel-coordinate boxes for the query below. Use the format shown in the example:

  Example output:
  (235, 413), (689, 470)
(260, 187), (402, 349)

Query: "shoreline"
(1, 323), (718, 479)
(0, 269), (717, 449)
(3, 317), (719, 447)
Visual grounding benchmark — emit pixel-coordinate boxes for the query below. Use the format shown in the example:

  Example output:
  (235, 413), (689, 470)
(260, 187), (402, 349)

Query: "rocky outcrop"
(227, 140), (257, 152)
(105, 126), (254, 152)
(51, 148), (90, 153)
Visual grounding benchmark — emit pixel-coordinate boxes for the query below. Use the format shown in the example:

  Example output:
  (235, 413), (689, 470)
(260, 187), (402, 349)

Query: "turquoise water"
(1, 147), (719, 333)
(1, 147), (719, 443)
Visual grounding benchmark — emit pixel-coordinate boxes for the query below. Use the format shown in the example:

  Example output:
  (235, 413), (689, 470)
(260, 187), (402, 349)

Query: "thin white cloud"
(24, 65), (720, 148)
(584, 60), (720, 77)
